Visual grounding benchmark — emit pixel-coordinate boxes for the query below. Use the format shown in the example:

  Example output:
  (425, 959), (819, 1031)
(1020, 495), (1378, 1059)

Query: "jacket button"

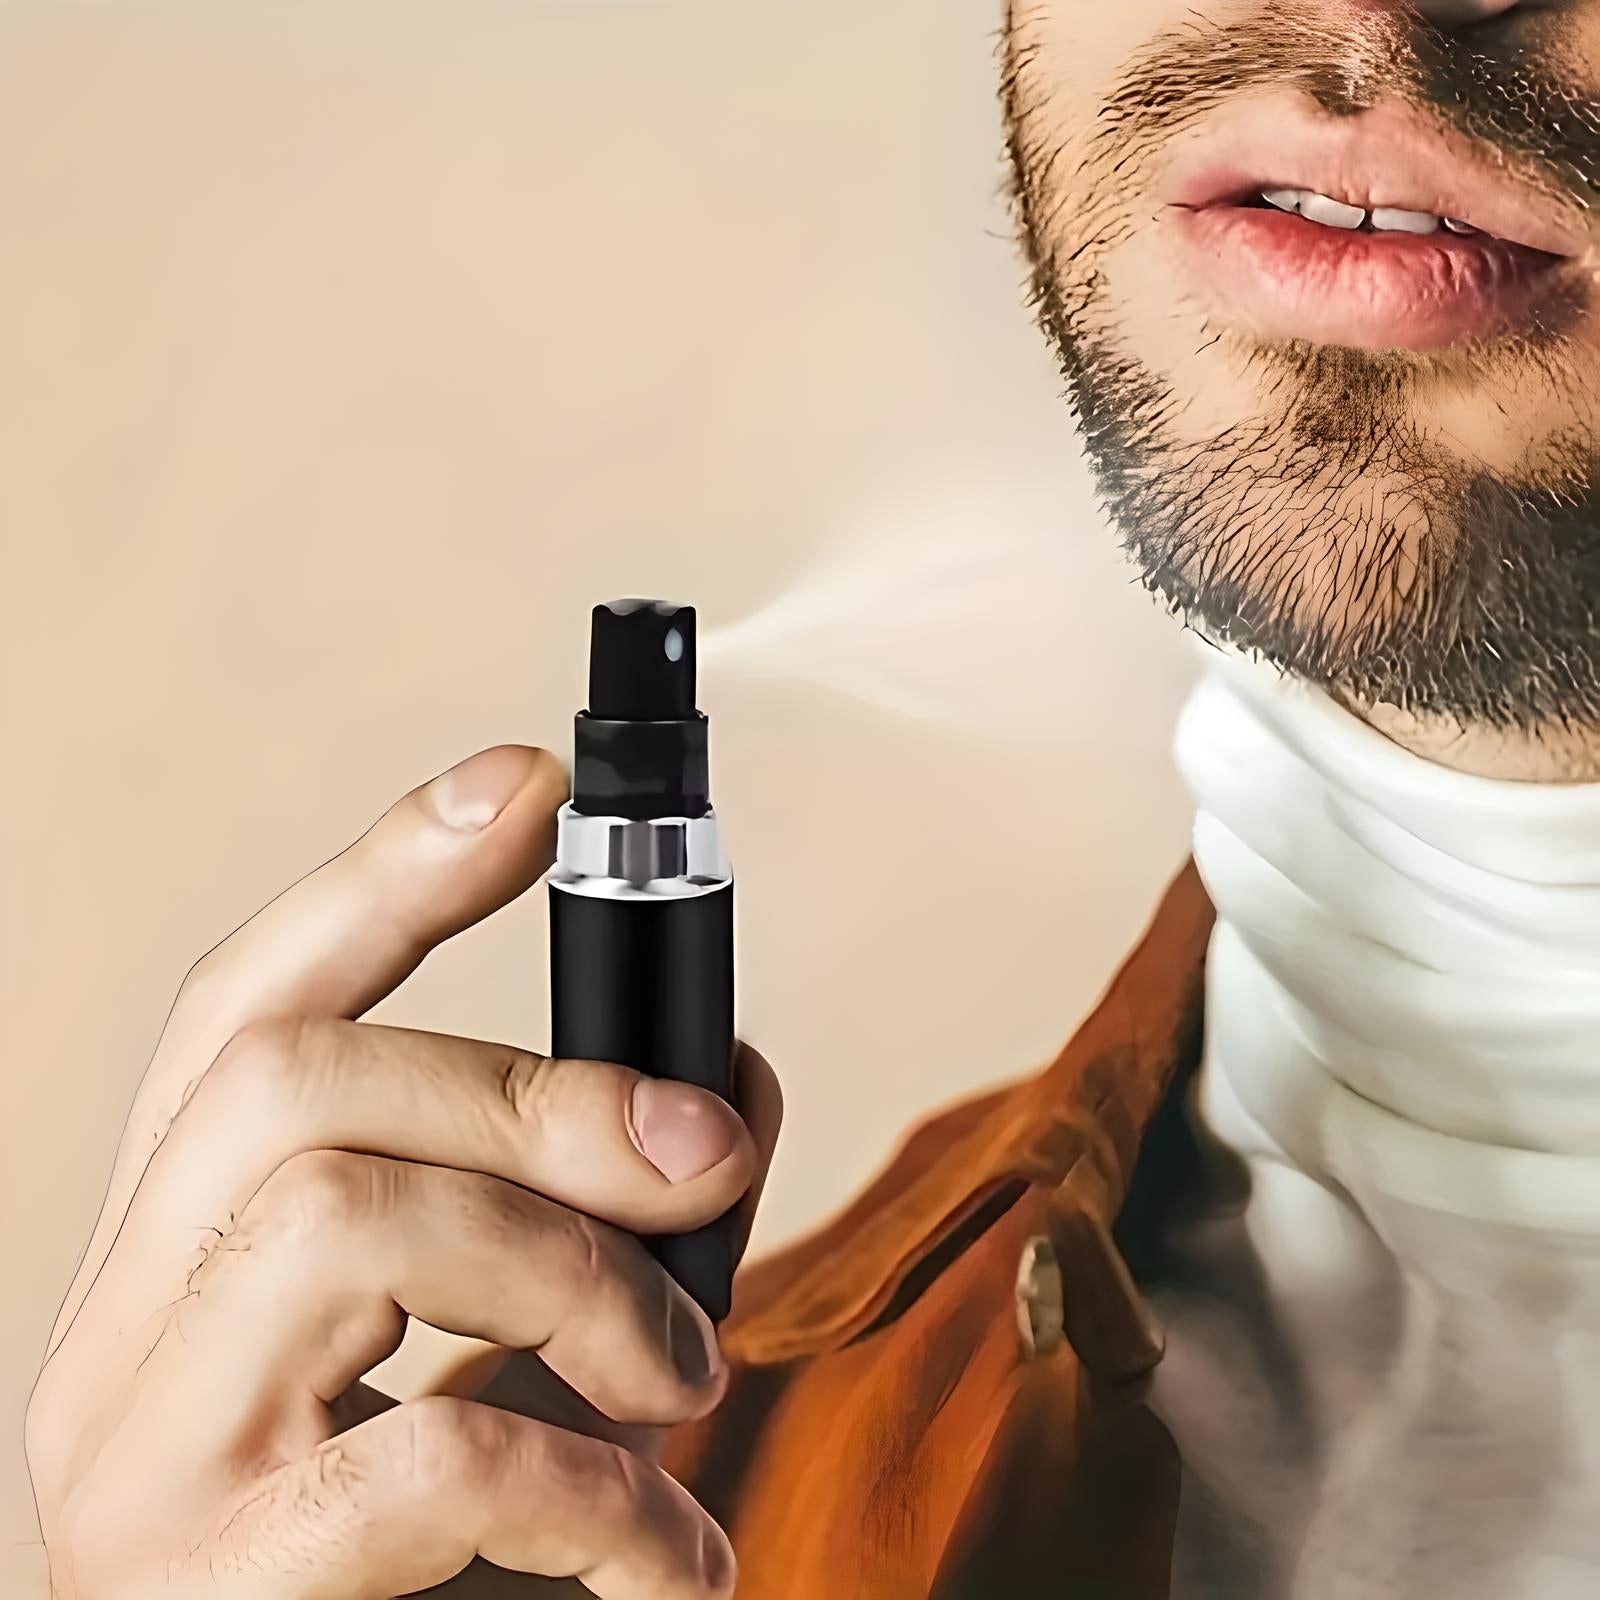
(1014, 1234), (1065, 1358)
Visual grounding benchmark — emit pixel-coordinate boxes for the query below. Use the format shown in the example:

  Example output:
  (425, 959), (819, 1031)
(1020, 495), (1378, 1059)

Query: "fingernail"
(628, 1079), (739, 1183)
(425, 746), (537, 831)
(668, 1294), (716, 1386)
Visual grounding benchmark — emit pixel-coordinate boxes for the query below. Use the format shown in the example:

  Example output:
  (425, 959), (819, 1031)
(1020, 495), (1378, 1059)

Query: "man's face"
(1004, 0), (1600, 736)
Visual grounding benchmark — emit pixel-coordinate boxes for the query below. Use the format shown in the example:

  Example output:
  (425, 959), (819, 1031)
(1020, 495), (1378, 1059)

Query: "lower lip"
(1173, 205), (1566, 351)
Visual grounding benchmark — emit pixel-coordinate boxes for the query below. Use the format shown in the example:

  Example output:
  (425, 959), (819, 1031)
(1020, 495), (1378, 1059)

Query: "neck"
(1178, 645), (1600, 1238)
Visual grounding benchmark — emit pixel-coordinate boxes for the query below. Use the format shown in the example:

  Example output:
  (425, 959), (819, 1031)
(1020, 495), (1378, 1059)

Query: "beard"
(1003, 0), (1600, 734)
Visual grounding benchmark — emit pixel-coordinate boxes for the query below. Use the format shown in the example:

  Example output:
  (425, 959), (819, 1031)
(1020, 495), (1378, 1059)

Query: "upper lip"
(1165, 100), (1591, 259)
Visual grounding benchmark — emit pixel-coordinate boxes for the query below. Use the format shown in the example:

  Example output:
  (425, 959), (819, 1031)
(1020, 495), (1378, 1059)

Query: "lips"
(1162, 102), (1589, 352)
(1176, 203), (1565, 350)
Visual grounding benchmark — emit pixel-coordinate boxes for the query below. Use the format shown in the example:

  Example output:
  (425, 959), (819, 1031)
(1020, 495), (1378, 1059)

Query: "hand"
(25, 745), (782, 1599)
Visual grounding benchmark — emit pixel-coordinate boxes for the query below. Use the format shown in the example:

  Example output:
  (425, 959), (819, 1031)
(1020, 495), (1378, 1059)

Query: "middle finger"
(151, 1150), (725, 1434)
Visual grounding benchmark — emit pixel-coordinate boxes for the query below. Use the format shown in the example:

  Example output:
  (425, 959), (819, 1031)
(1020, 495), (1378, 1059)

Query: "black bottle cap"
(573, 598), (709, 820)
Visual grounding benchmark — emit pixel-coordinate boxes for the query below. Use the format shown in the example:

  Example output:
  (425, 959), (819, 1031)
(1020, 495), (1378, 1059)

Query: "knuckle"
(598, 1435), (652, 1508)
(547, 1428), (645, 1510)
(203, 1016), (342, 1123)
(204, 1017), (307, 1111)
(567, 1209), (612, 1284)
(497, 1049), (564, 1131)
(400, 1396), (501, 1495)
(574, 1441), (731, 1599)
(556, 1209), (632, 1309)
(252, 1148), (379, 1236)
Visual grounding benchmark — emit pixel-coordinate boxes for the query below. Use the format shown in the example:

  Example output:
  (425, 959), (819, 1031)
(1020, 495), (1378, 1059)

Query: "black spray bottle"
(549, 599), (736, 1322)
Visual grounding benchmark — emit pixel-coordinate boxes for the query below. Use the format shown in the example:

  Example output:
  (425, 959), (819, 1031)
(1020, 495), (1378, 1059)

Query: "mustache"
(1072, 0), (1600, 219)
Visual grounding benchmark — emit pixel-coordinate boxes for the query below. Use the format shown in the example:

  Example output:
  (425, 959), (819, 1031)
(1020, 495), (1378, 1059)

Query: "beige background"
(0, 0), (1195, 1582)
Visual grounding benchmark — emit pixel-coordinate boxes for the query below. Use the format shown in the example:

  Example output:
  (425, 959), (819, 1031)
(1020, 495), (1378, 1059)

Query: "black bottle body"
(549, 880), (735, 1321)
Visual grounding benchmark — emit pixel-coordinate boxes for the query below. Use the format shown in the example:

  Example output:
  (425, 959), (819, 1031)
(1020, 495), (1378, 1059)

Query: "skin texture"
(1004, 0), (1600, 776)
(27, 745), (782, 1597)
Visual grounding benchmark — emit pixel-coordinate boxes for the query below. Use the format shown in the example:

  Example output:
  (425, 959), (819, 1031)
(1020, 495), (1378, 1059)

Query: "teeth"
(1255, 189), (1486, 240)
(1370, 207), (1439, 235)
(1298, 190), (1367, 230)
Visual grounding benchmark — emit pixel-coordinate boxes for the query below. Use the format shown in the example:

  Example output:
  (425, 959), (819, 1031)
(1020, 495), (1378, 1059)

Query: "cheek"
(1022, 2), (1167, 82)
(1018, 0), (1265, 101)
(1012, 1), (1178, 168)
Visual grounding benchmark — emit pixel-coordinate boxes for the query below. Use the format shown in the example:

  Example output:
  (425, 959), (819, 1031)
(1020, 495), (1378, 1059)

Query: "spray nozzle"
(573, 597), (709, 821)
(588, 599), (698, 721)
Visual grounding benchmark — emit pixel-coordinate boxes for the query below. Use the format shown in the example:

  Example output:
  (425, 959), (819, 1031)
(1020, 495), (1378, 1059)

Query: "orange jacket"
(663, 863), (1216, 1598)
